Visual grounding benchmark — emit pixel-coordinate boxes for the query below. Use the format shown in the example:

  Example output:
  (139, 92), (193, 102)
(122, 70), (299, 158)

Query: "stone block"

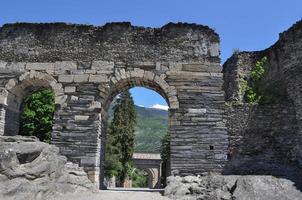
(133, 61), (155, 69)
(156, 62), (161, 70)
(52, 83), (64, 95)
(88, 75), (108, 83)
(64, 86), (76, 93)
(160, 64), (169, 71)
(0, 88), (8, 105)
(29, 70), (39, 79)
(4, 62), (26, 73)
(87, 170), (99, 183)
(58, 75), (74, 83)
(70, 95), (78, 102)
(166, 86), (177, 96)
(96, 70), (114, 74)
(85, 69), (96, 74)
(188, 108), (207, 114)
(89, 101), (102, 110)
(210, 43), (219, 57)
(0, 61), (7, 70)
(117, 68), (126, 79)
(210, 72), (223, 77)
(77, 61), (91, 69)
(168, 62), (182, 71)
(70, 70), (85, 75)
(75, 115), (90, 121)
(91, 60), (114, 71)
(143, 71), (155, 81)
(55, 95), (67, 105)
(134, 68), (145, 78)
(125, 71), (131, 79)
(182, 63), (208, 72)
(154, 75), (169, 90)
(110, 77), (118, 84)
(170, 100), (179, 109)
(54, 61), (77, 74)
(25, 62), (54, 71)
(74, 74), (89, 82)
(214, 154), (227, 160)
(130, 70), (136, 78)
(5, 79), (18, 90)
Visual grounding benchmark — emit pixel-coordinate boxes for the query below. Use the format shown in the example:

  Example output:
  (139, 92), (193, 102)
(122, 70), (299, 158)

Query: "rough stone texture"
(0, 22), (228, 187)
(0, 136), (96, 200)
(165, 175), (302, 200)
(224, 104), (302, 188)
(0, 22), (219, 63)
(223, 20), (302, 189)
(1, 19), (301, 193)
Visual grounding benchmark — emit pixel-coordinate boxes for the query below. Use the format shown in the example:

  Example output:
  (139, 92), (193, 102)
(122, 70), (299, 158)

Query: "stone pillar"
(51, 77), (102, 188)
(0, 105), (5, 136)
(0, 88), (8, 136)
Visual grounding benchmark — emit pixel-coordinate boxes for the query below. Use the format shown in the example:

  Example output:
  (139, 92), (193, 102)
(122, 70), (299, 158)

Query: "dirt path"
(53, 191), (170, 200)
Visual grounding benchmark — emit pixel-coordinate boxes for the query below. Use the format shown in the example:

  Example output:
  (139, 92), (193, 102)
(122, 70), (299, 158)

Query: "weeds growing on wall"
(239, 56), (287, 105)
(243, 56), (268, 103)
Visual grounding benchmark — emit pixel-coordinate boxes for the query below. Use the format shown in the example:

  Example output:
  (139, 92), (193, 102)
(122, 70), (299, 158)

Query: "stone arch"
(101, 68), (179, 114)
(138, 167), (159, 189)
(98, 68), (177, 188)
(2, 71), (66, 136)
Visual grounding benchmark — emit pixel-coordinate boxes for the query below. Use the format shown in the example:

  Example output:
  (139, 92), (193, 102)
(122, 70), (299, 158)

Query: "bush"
(131, 168), (148, 188)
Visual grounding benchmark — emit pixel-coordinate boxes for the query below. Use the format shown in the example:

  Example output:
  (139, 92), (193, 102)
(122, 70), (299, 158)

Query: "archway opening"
(131, 168), (149, 188)
(102, 86), (169, 189)
(3, 72), (63, 142)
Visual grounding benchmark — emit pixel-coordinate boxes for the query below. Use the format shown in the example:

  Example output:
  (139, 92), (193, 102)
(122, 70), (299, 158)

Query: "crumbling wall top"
(0, 22), (220, 63)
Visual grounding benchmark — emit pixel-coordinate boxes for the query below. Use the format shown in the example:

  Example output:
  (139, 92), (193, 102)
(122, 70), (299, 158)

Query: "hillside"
(108, 104), (168, 153)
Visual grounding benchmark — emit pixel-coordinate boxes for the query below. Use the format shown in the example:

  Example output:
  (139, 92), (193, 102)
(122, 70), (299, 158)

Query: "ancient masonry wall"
(0, 22), (228, 186)
(223, 20), (302, 185)
(225, 104), (301, 182)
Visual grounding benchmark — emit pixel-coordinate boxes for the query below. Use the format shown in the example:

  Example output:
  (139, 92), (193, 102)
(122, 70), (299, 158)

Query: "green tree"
(160, 133), (170, 163)
(160, 132), (170, 186)
(20, 89), (55, 143)
(131, 168), (148, 188)
(105, 90), (136, 185)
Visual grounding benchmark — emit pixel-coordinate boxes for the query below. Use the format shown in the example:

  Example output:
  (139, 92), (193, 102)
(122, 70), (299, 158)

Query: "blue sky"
(1, 0), (301, 108)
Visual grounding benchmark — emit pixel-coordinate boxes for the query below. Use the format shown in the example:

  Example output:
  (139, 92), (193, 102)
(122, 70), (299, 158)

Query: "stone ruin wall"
(223, 20), (302, 185)
(0, 22), (228, 186)
(0, 19), (301, 188)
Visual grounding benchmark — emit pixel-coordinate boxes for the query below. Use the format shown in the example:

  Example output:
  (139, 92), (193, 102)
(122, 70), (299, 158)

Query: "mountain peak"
(150, 104), (169, 111)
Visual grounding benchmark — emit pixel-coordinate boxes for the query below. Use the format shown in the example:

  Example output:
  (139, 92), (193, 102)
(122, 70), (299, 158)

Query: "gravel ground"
(52, 191), (169, 200)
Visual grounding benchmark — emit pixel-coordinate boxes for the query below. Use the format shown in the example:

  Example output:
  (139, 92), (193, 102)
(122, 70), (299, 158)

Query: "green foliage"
(239, 78), (249, 100)
(109, 104), (168, 153)
(242, 56), (268, 104)
(105, 128), (123, 178)
(160, 133), (170, 163)
(20, 89), (55, 143)
(130, 168), (148, 188)
(245, 88), (259, 103)
(105, 90), (137, 184)
(106, 94), (169, 186)
(134, 113), (168, 153)
(251, 57), (267, 81)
